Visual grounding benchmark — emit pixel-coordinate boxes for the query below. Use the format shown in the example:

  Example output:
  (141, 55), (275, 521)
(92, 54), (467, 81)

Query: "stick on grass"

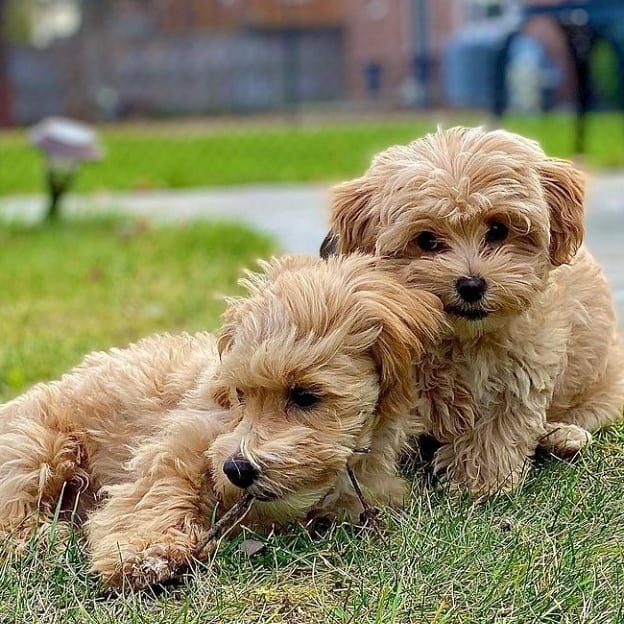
(346, 462), (387, 543)
(193, 493), (255, 558)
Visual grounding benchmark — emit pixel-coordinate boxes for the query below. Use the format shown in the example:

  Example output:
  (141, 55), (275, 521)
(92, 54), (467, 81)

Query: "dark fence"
(8, 29), (345, 123)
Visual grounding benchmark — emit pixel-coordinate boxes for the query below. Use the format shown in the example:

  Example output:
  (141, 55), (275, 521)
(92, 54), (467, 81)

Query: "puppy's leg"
(434, 408), (545, 497)
(559, 343), (624, 432)
(86, 411), (226, 589)
(434, 438), (531, 497)
(0, 388), (85, 546)
(542, 340), (624, 457)
(87, 477), (207, 590)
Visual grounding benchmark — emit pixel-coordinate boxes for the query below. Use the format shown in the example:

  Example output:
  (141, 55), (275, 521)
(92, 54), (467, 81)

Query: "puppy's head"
(323, 126), (585, 332)
(208, 254), (442, 520)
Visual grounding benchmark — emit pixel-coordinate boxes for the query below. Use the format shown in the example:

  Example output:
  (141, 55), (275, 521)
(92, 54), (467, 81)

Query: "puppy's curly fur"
(324, 126), (624, 496)
(0, 254), (442, 588)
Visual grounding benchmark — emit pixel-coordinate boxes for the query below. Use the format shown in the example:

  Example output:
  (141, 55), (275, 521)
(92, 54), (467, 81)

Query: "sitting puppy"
(322, 126), (624, 496)
(0, 254), (442, 588)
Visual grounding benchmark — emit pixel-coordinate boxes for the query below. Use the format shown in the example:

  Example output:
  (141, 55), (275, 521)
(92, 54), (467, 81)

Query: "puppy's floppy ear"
(211, 300), (243, 408)
(216, 297), (245, 356)
(330, 177), (379, 254)
(319, 231), (339, 258)
(358, 272), (444, 419)
(216, 259), (280, 355)
(215, 323), (234, 356)
(210, 375), (232, 409)
(538, 157), (585, 266)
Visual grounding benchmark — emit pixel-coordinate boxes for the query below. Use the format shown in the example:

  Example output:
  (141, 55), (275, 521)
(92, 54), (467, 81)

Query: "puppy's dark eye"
(235, 388), (245, 404)
(288, 387), (320, 410)
(486, 221), (509, 244)
(415, 231), (440, 252)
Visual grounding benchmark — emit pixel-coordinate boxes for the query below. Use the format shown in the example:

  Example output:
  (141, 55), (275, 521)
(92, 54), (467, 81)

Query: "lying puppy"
(0, 254), (442, 588)
(323, 126), (624, 496)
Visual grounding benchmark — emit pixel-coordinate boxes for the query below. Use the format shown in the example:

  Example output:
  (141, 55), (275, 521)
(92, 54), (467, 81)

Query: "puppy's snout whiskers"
(260, 473), (295, 498)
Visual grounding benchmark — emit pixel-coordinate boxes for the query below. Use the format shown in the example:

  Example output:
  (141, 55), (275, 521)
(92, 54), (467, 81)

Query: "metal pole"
(45, 168), (75, 223)
(560, 21), (593, 155)
(410, 0), (430, 107)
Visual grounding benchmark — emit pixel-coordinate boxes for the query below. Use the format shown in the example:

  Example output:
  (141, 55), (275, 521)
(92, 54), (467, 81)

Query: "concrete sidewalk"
(1, 172), (622, 319)
(0, 183), (331, 254)
(582, 173), (624, 321)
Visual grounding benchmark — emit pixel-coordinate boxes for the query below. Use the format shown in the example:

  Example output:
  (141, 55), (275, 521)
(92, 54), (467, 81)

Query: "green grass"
(0, 216), (623, 623)
(2, 113), (624, 196)
(0, 217), (274, 398)
(2, 444), (624, 623)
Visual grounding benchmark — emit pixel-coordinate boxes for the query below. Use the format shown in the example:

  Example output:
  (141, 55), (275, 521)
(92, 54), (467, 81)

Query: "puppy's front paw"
(432, 442), (454, 474)
(540, 423), (592, 458)
(93, 534), (196, 590)
(432, 444), (466, 496)
(432, 444), (463, 496)
(128, 544), (190, 589)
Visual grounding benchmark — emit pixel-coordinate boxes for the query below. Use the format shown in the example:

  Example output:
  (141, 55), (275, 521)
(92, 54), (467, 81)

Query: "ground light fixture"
(28, 116), (103, 222)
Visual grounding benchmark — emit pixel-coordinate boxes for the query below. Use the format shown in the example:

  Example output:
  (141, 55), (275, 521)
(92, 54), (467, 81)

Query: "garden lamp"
(28, 117), (103, 222)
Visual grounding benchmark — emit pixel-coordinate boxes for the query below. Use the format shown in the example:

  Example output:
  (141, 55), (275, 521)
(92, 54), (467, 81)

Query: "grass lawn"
(0, 217), (274, 398)
(0, 217), (623, 623)
(2, 113), (624, 196)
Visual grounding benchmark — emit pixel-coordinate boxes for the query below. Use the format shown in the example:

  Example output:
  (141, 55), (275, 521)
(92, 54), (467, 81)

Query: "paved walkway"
(1, 173), (622, 320)
(582, 173), (624, 322)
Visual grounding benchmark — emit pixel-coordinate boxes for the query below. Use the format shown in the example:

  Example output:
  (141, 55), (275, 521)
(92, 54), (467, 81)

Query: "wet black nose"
(456, 276), (487, 303)
(223, 455), (259, 489)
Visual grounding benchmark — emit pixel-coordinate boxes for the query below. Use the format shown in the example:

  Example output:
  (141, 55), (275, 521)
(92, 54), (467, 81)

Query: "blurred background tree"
(592, 38), (621, 110)
(2, 0), (35, 45)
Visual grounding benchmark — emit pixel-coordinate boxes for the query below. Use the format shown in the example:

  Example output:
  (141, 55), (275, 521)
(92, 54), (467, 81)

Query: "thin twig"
(539, 426), (563, 442)
(193, 493), (255, 558)
(345, 465), (387, 544)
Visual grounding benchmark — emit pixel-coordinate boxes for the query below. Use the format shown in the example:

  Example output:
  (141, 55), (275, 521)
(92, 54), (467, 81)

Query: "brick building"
(5, 0), (597, 123)
(106, 0), (468, 106)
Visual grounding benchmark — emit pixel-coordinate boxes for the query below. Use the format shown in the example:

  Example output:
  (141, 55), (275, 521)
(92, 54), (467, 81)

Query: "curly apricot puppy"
(0, 254), (442, 588)
(323, 126), (624, 496)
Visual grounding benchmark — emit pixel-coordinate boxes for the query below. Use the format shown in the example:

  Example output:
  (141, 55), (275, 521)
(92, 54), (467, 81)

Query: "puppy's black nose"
(223, 455), (259, 489)
(456, 276), (487, 302)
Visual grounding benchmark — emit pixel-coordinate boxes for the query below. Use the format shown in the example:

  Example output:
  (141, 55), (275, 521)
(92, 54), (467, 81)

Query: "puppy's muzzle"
(456, 275), (487, 303)
(223, 454), (260, 489)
